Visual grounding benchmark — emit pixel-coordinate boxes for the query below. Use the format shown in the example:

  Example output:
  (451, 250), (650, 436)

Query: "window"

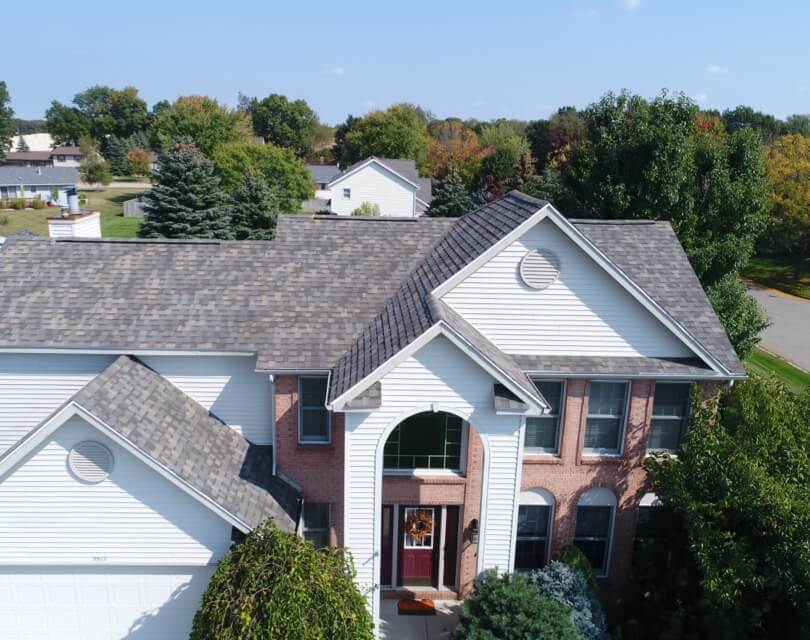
(298, 377), (330, 443)
(303, 503), (330, 548)
(525, 380), (564, 454)
(403, 507), (434, 548)
(57, 155), (66, 162)
(648, 383), (691, 452)
(574, 488), (616, 577)
(384, 411), (464, 471)
(584, 381), (629, 454)
(515, 488), (554, 571)
(320, 182), (327, 189)
(343, 188), (351, 199)
(634, 493), (675, 577)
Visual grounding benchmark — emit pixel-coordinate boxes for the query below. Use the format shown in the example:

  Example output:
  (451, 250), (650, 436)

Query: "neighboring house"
(306, 157), (433, 216)
(9, 133), (55, 152)
(4, 146), (82, 168)
(0, 191), (744, 640)
(50, 146), (83, 167)
(0, 166), (78, 207)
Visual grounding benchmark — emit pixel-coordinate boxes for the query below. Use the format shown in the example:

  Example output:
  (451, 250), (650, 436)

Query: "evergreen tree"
(0, 81), (14, 161)
(139, 143), (233, 239)
(15, 135), (29, 152)
(228, 173), (280, 240)
(102, 135), (128, 175)
(427, 169), (487, 217)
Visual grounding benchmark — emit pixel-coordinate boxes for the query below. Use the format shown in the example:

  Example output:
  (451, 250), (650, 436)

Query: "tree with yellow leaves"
(766, 134), (810, 279)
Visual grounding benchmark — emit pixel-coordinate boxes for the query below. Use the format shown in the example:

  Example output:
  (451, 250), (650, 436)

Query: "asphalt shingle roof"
(307, 164), (342, 185)
(72, 355), (300, 530)
(513, 355), (716, 377)
(0, 166), (78, 186)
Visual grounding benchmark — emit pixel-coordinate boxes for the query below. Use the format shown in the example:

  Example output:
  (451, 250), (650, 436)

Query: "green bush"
(31, 198), (45, 210)
(450, 570), (580, 640)
(0, 214), (8, 226)
(190, 519), (373, 640)
(351, 201), (381, 217)
(10, 198), (25, 210)
(556, 544), (599, 594)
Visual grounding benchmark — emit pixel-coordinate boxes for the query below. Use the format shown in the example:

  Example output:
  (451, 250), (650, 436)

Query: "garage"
(0, 566), (215, 640)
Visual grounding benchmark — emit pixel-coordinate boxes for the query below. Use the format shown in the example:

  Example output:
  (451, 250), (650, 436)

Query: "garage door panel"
(0, 566), (215, 640)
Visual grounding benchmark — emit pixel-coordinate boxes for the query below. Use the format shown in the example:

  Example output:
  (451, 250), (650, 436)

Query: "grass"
(745, 348), (810, 392)
(742, 256), (810, 300)
(0, 188), (144, 238)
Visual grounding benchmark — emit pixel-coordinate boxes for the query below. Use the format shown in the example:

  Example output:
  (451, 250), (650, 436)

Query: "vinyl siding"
(442, 218), (695, 358)
(0, 416), (232, 565)
(344, 335), (523, 623)
(328, 163), (416, 217)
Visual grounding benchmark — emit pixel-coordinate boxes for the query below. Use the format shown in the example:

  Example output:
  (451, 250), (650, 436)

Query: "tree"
(150, 96), (251, 155)
(139, 143), (233, 239)
(765, 134), (810, 279)
(72, 85), (149, 139)
(15, 135), (29, 152)
(0, 81), (15, 160)
(783, 114), (810, 136)
(248, 93), (319, 156)
(125, 148), (150, 176)
(228, 173), (280, 239)
(190, 520), (373, 640)
(450, 570), (580, 640)
(526, 107), (586, 173)
(351, 202), (381, 217)
(427, 169), (488, 217)
(475, 122), (534, 195)
(705, 274), (768, 360)
(79, 157), (112, 186)
(721, 105), (784, 143)
(211, 142), (312, 213)
(12, 118), (47, 135)
(556, 91), (767, 285)
(102, 135), (128, 175)
(333, 104), (431, 170)
(646, 376), (810, 636)
(45, 101), (91, 146)
(426, 121), (491, 183)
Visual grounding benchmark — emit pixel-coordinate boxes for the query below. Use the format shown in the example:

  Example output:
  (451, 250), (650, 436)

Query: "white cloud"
(798, 85), (808, 93)
(623, 0), (641, 10)
(692, 93), (708, 103)
(706, 64), (729, 74)
(571, 8), (598, 18)
(325, 66), (345, 76)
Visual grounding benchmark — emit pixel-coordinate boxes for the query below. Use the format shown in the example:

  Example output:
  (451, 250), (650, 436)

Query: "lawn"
(745, 348), (810, 392)
(0, 188), (144, 238)
(742, 256), (810, 300)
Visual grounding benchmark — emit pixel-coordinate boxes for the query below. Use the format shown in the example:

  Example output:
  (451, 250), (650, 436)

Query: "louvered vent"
(519, 249), (561, 290)
(68, 441), (114, 483)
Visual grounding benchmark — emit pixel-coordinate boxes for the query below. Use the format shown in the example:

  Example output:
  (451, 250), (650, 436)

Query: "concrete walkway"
(379, 600), (461, 640)
(748, 284), (810, 371)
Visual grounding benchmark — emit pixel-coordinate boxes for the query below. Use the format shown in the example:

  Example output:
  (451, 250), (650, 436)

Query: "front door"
(400, 507), (438, 586)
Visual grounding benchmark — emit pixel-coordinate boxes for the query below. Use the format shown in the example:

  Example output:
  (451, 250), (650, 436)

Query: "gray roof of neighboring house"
(4, 151), (52, 162)
(308, 164), (342, 184)
(51, 146), (82, 156)
(71, 355), (300, 530)
(0, 166), (78, 186)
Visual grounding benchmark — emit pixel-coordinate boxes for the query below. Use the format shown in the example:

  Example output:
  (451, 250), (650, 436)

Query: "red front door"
(400, 507), (438, 586)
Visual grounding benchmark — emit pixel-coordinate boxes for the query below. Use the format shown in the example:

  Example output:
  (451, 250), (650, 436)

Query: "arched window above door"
(383, 411), (466, 473)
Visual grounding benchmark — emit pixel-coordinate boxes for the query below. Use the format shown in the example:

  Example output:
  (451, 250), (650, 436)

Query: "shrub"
(351, 202), (381, 217)
(190, 519), (373, 640)
(530, 561), (608, 640)
(450, 570), (580, 640)
(31, 198), (45, 210)
(556, 544), (599, 594)
(0, 214), (8, 226)
(125, 147), (151, 176)
(11, 198), (25, 210)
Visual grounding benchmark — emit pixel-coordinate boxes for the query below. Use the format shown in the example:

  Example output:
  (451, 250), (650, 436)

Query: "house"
(4, 146), (82, 168)
(0, 166), (78, 207)
(0, 191), (744, 639)
(306, 157), (433, 216)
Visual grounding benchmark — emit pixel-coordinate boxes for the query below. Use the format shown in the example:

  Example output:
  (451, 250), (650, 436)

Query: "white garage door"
(0, 566), (215, 640)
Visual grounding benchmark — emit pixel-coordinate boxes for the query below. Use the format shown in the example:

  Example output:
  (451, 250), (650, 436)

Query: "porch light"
(470, 518), (480, 544)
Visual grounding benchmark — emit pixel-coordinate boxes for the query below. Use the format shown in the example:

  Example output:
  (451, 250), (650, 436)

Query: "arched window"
(634, 492), (675, 577)
(515, 488), (554, 571)
(574, 487), (616, 577)
(383, 411), (465, 472)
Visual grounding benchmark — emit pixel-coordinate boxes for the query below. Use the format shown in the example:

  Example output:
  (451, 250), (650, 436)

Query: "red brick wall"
(274, 375), (345, 546)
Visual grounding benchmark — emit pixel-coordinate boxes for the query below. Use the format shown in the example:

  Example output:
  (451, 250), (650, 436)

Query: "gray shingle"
(0, 166), (78, 186)
(513, 354), (717, 377)
(72, 355), (300, 530)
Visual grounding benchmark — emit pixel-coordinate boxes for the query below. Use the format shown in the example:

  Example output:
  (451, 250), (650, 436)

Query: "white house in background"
(50, 146), (83, 167)
(0, 166), (78, 207)
(9, 133), (55, 152)
(3, 146), (83, 168)
(306, 157), (432, 216)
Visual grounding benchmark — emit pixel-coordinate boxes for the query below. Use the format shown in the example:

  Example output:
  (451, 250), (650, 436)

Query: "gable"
(0, 415), (232, 565)
(441, 218), (697, 359)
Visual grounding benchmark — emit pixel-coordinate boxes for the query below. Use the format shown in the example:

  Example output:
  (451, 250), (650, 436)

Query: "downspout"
(269, 374), (277, 476)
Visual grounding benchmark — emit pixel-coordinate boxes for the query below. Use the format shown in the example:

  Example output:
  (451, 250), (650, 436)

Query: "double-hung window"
(647, 383), (691, 453)
(298, 377), (330, 444)
(584, 381), (629, 455)
(515, 504), (551, 571)
(525, 380), (564, 454)
(302, 503), (330, 548)
(343, 188), (351, 199)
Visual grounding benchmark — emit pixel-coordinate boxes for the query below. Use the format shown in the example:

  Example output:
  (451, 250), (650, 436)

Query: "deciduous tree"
(45, 101), (91, 146)
(150, 96), (251, 155)
(475, 122), (534, 195)
(248, 93), (319, 156)
(426, 121), (490, 183)
(125, 148), (150, 176)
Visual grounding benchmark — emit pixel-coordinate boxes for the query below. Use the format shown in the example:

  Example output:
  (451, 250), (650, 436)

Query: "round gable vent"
(69, 441), (114, 484)
(519, 249), (561, 290)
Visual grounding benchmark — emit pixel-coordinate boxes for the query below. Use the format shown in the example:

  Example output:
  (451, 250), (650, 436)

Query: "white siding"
(0, 416), (232, 565)
(0, 354), (114, 456)
(141, 355), (273, 445)
(442, 218), (694, 358)
(344, 335), (523, 625)
(328, 163), (416, 217)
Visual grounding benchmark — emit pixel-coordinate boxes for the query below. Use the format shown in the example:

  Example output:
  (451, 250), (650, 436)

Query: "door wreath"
(405, 509), (434, 542)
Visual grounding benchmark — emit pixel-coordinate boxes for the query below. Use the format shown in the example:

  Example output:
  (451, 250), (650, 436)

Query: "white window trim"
(382, 418), (469, 475)
(302, 502), (330, 547)
(298, 376), (331, 445)
(343, 188), (351, 199)
(582, 380), (631, 456)
(575, 488), (617, 578)
(402, 507), (435, 549)
(646, 382), (692, 454)
(524, 379), (566, 456)
(515, 488), (555, 570)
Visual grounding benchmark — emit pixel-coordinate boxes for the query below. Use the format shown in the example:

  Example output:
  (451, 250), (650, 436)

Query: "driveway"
(748, 284), (810, 371)
(379, 600), (461, 640)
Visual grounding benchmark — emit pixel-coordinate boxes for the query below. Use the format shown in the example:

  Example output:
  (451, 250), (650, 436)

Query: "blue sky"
(5, 0), (809, 124)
